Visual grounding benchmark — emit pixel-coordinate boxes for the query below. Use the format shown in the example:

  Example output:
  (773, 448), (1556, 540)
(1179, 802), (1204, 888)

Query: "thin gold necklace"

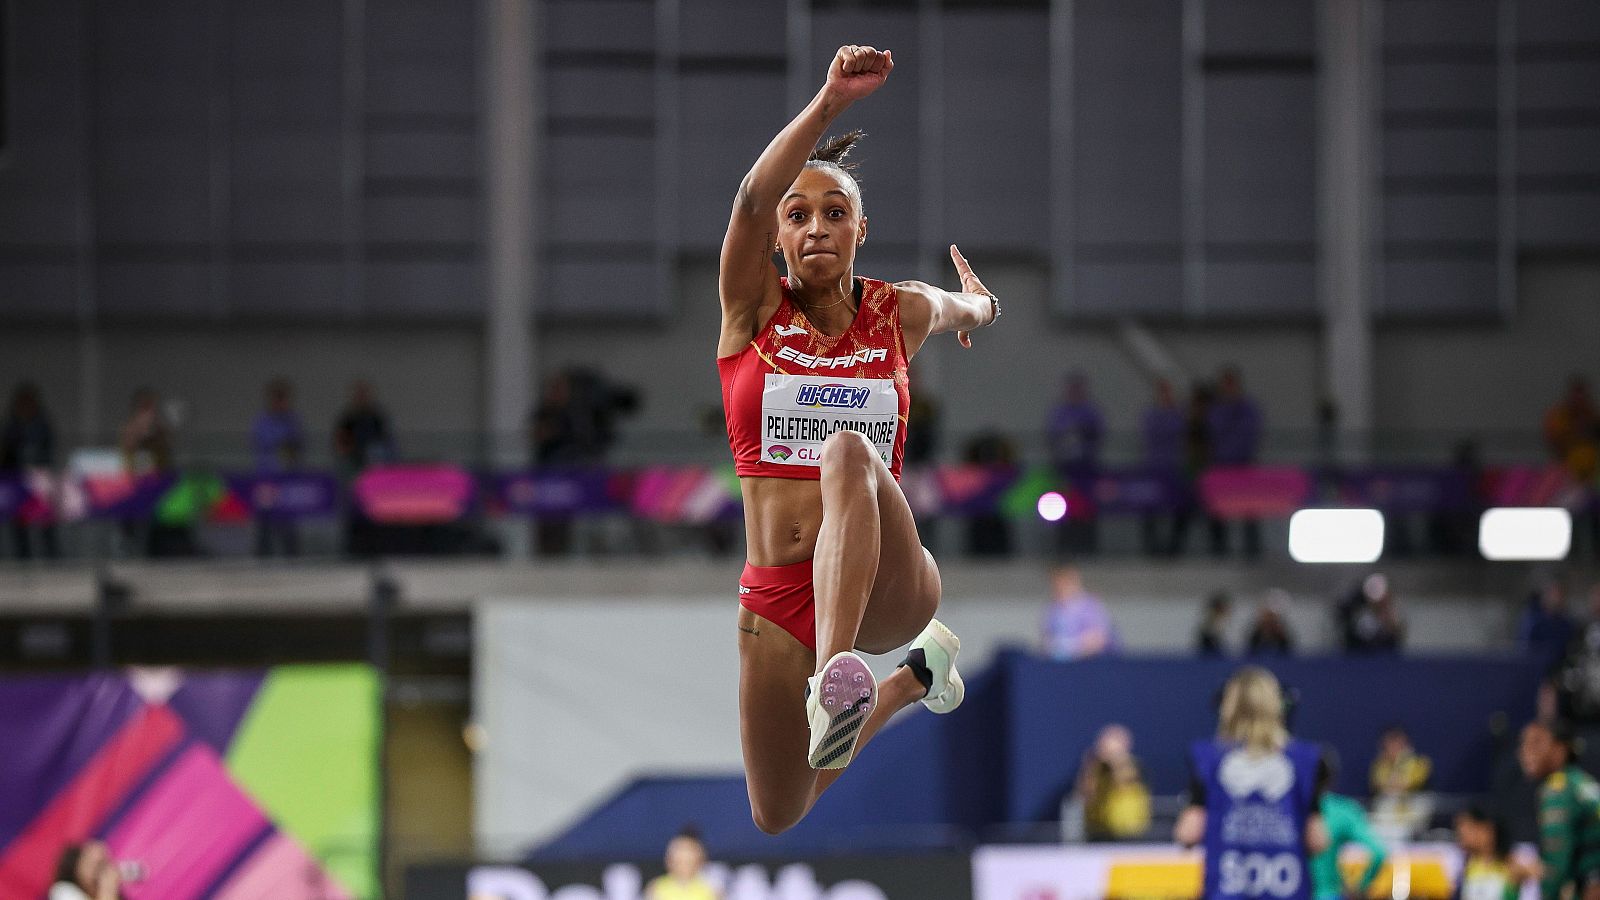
(795, 278), (856, 312)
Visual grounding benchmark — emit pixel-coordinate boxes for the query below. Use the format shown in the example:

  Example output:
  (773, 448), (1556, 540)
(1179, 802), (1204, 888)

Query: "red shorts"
(739, 559), (816, 651)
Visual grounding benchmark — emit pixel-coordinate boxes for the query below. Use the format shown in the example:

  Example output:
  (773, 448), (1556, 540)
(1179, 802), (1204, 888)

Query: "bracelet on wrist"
(982, 291), (1001, 326)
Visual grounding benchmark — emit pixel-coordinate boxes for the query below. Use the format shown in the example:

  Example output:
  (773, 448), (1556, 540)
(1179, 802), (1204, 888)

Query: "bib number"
(760, 374), (899, 468)
(1218, 851), (1302, 899)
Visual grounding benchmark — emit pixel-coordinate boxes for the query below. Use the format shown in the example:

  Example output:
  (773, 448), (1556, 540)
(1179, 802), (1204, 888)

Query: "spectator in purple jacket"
(250, 378), (303, 557)
(1141, 378), (1186, 555)
(1048, 372), (1105, 471)
(1048, 372), (1106, 556)
(1042, 565), (1121, 660)
(1206, 366), (1263, 559)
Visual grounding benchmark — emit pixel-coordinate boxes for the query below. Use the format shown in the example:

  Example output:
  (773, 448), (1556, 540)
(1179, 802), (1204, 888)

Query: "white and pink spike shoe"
(805, 651), (877, 770)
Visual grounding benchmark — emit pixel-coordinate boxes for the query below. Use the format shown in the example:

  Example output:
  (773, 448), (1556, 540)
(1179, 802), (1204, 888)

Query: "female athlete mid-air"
(716, 43), (1000, 834)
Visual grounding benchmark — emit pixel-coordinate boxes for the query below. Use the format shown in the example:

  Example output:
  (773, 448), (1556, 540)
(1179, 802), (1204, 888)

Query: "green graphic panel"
(226, 664), (379, 899)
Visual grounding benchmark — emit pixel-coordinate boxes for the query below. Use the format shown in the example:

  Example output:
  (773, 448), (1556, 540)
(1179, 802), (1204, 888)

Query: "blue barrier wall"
(535, 652), (1541, 860)
(1001, 653), (1540, 822)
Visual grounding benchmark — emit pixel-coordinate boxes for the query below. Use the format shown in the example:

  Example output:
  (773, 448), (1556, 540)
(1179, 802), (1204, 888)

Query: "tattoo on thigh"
(738, 623), (761, 636)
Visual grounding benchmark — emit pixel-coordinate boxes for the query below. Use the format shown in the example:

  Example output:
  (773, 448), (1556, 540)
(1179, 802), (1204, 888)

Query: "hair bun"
(808, 131), (865, 170)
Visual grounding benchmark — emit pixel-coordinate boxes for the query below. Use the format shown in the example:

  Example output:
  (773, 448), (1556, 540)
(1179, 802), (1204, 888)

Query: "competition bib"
(761, 373), (899, 467)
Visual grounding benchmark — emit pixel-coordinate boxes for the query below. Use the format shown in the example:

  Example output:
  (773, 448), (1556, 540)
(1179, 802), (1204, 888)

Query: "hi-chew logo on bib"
(796, 383), (871, 410)
(761, 373), (898, 467)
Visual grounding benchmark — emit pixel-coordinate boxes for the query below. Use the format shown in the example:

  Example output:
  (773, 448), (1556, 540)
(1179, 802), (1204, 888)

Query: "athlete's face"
(777, 167), (865, 286)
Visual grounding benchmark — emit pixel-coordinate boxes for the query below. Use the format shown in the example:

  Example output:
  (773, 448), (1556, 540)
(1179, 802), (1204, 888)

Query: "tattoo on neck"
(738, 624), (761, 636)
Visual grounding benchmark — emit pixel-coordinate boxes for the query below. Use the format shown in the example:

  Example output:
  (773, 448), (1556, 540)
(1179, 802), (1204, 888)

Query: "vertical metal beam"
(1180, 0), (1206, 318)
(656, 0), (681, 315)
(1048, 0), (1075, 318)
(367, 570), (397, 900)
(74, 1), (101, 441)
(1496, 0), (1518, 320)
(208, 0), (233, 318)
(341, 0), (368, 318)
(1317, 0), (1379, 453)
(484, 0), (537, 469)
(915, 0), (946, 394)
(786, 0), (813, 112)
(917, 0), (944, 286)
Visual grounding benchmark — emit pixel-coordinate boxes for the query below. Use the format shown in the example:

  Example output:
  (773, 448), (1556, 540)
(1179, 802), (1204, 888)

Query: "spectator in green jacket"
(1311, 756), (1387, 900)
(1518, 719), (1600, 900)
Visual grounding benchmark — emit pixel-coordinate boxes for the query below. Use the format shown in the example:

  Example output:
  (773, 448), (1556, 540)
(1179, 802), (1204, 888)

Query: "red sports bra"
(717, 276), (911, 481)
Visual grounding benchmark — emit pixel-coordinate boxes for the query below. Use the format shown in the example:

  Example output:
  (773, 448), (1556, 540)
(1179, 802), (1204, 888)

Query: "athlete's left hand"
(950, 244), (995, 348)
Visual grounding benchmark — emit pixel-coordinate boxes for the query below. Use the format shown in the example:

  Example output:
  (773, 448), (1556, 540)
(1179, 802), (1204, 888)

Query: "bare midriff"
(740, 476), (826, 566)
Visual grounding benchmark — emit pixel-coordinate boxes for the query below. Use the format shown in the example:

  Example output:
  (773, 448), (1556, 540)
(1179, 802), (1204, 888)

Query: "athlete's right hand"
(825, 44), (892, 103)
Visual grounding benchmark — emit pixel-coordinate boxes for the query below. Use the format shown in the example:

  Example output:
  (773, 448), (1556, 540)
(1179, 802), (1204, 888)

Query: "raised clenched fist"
(825, 44), (893, 102)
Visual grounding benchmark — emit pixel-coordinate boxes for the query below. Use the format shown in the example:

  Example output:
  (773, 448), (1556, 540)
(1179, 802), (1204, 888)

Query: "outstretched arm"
(897, 245), (1000, 358)
(718, 46), (893, 350)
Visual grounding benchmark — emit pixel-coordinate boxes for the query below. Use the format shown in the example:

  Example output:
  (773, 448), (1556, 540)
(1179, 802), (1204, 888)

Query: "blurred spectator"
(1337, 573), (1406, 654)
(1246, 591), (1296, 657)
(118, 388), (173, 476)
(1551, 586), (1600, 751)
(250, 378), (303, 558)
(1431, 438), (1487, 557)
(530, 368), (641, 556)
(1047, 372), (1103, 556)
(532, 371), (581, 466)
(1141, 378), (1185, 556)
(963, 430), (1017, 557)
(1168, 382), (1216, 558)
(1520, 579), (1575, 672)
(1517, 719), (1600, 900)
(1488, 708), (1543, 849)
(1041, 565), (1120, 660)
(1047, 371), (1104, 473)
(1453, 806), (1518, 900)
(1544, 376), (1599, 482)
(905, 392), (941, 466)
(252, 378), (303, 472)
(334, 381), (394, 557)
(1311, 755), (1386, 900)
(531, 372), (581, 556)
(51, 840), (123, 900)
(1206, 366), (1263, 559)
(645, 829), (717, 900)
(117, 389), (194, 557)
(1, 382), (59, 559)
(1195, 592), (1233, 657)
(533, 367), (640, 466)
(1370, 723), (1433, 838)
(1062, 724), (1151, 842)
(333, 380), (394, 473)
(1546, 378), (1600, 559)
(1315, 396), (1339, 471)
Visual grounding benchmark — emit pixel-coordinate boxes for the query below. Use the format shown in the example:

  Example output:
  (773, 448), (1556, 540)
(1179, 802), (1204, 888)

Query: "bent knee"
(820, 429), (879, 472)
(750, 800), (803, 835)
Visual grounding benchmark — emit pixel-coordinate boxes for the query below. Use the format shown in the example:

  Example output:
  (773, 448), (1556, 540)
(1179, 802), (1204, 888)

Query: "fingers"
(836, 45), (890, 76)
(950, 243), (987, 293)
(950, 244), (972, 278)
(957, 330), (973, 349)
